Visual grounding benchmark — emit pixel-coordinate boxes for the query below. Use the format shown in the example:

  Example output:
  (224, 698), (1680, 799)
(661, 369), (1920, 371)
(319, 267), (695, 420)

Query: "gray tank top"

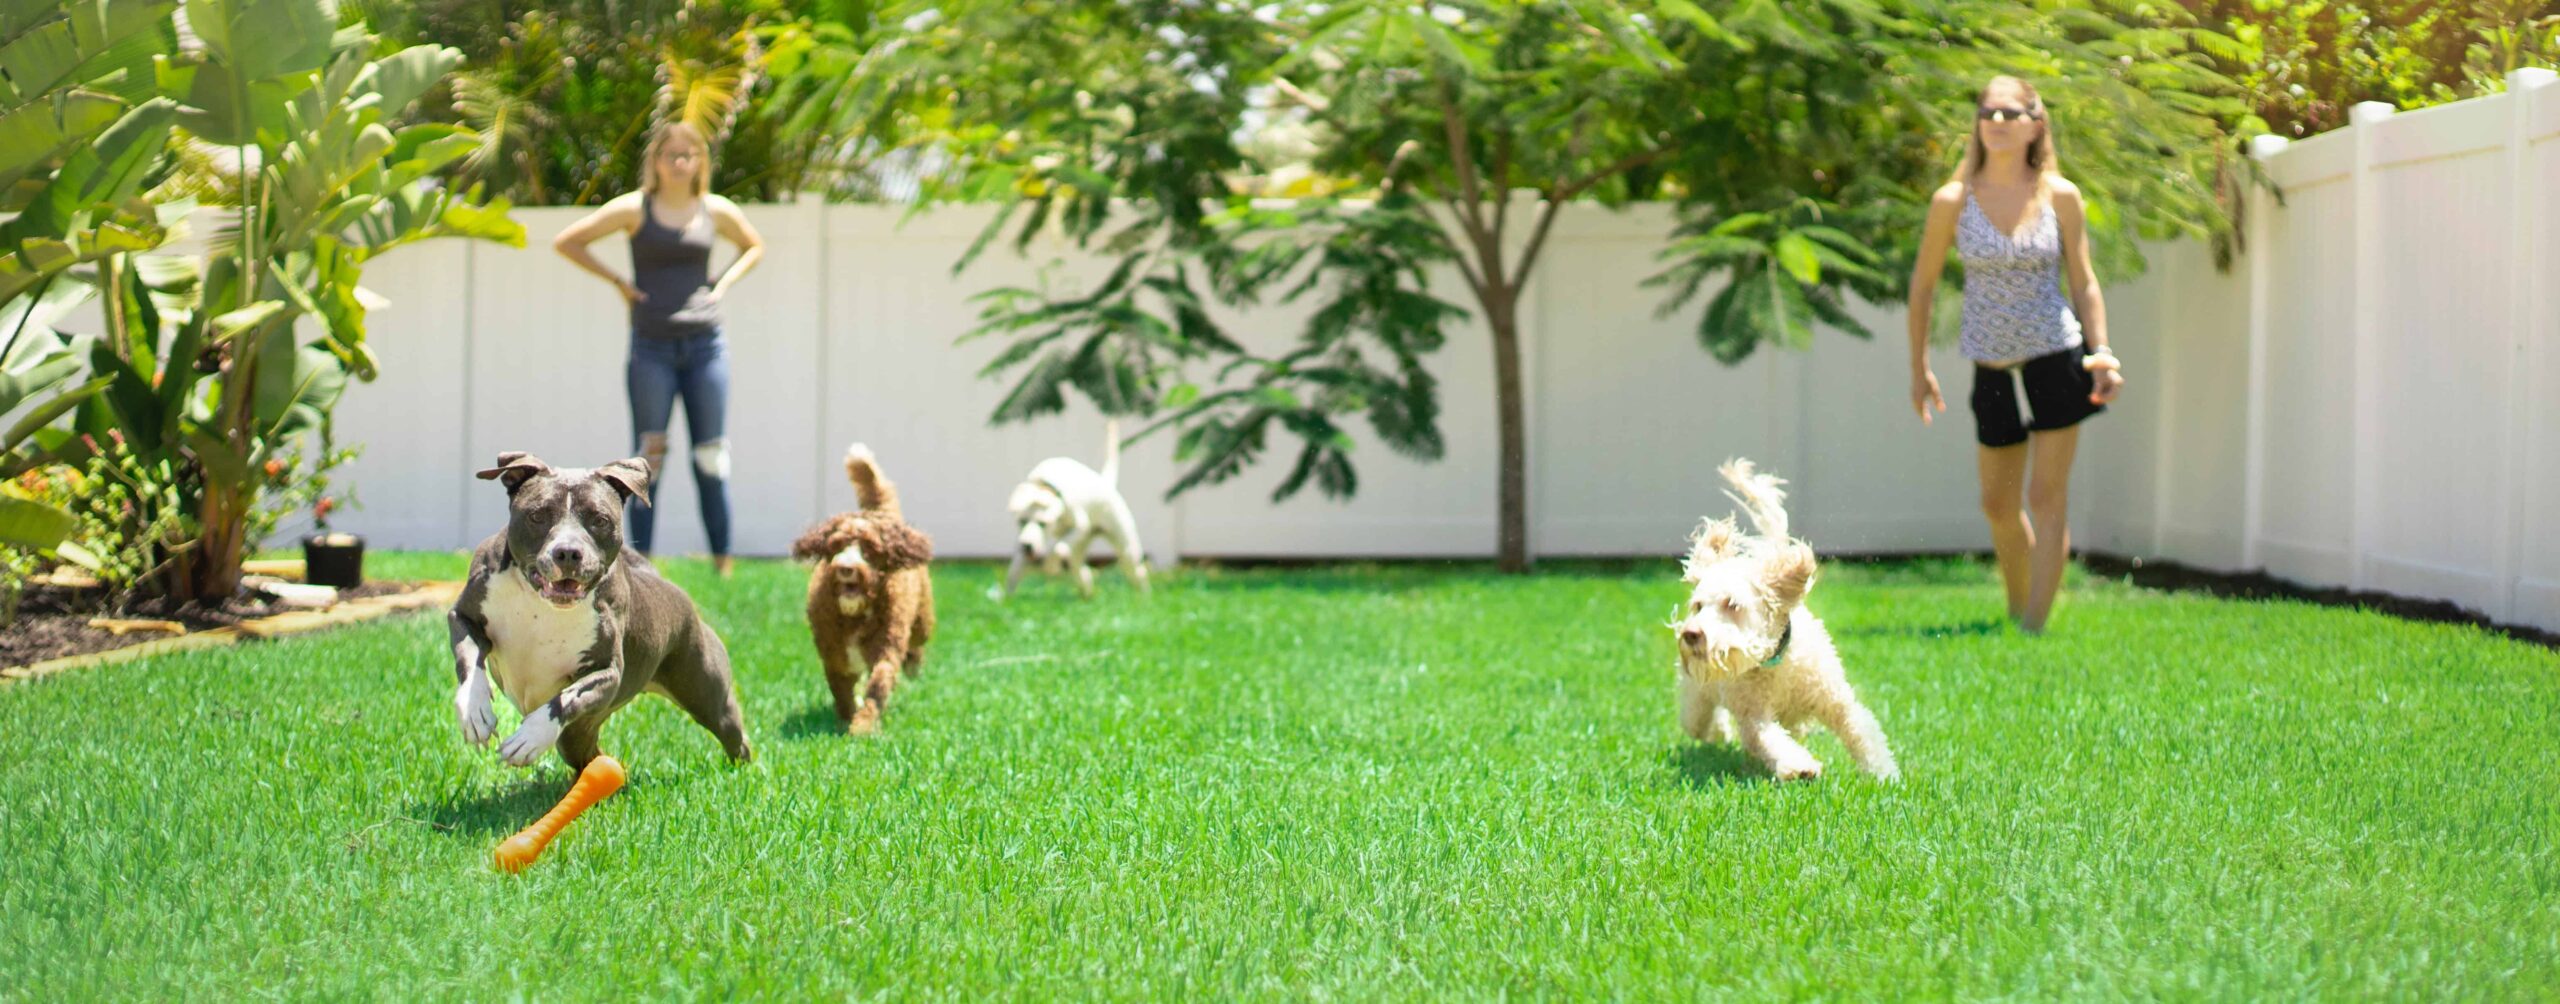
(630, 196), (720, 338)
(1955, 189), (2081, 365)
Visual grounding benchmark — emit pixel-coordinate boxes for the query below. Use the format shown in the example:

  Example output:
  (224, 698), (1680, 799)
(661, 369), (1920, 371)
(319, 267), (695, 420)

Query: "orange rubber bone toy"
(493, 755), (626, 873)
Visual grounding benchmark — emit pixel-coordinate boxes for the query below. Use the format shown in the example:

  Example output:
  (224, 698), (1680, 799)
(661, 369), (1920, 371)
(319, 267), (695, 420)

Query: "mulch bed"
(1814, 549), (2559, 652)
(1, 579), (430, 670)
(2077, 552), (2560, 652)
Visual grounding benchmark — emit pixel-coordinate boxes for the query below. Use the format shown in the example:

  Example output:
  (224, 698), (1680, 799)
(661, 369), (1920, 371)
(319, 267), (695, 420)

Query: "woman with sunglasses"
(1904, 76), (2126, 634)
(553, 121), (767, 577)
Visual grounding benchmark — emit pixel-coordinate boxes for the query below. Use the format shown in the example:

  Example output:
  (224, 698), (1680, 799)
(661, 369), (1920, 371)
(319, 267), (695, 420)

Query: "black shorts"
(1970, 345), (2106, 448)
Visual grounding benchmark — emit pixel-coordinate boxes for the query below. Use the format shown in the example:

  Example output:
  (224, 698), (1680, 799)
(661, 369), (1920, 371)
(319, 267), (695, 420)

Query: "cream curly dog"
(1670, 460), (1898, 782)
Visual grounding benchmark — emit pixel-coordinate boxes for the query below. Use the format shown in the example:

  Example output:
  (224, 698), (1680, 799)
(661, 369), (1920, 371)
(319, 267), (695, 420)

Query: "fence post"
(2145, 231), (2177, 558)
(2347, 101), (2393, 591)
(2243, 134), (2290, 572)
(804, 191), (831, 526)
(456, 238), (479, 549)
(2497, 70), (2557, 622)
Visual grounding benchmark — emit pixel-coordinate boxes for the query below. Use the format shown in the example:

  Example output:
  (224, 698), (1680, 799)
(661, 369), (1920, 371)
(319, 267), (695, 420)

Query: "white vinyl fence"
(2126, 69), (2560, 630)
(330, 197), (2009, 567)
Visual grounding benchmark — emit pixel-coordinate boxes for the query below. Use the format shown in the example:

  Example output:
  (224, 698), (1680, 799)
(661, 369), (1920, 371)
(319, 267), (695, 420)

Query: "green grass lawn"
(3, 553), (2556, 999)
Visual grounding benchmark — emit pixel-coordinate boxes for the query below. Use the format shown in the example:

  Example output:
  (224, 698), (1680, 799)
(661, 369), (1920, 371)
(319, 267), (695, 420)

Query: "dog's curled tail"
(844, 444), (902, 519)
(1099, 419), (1121, 487)
(1718, 458), (1789, 541)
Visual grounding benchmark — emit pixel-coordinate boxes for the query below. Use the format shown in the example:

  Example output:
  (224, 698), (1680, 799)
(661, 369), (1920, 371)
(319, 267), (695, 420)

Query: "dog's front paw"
(498, 708), (562, 766)
(455, 680), (496, 747)
(1771, 757), (1824, 782)
(845, 704), (883, 737)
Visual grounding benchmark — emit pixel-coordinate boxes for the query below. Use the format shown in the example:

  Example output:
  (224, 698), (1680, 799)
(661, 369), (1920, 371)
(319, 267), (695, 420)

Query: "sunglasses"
(1977, 105), (2044, 123)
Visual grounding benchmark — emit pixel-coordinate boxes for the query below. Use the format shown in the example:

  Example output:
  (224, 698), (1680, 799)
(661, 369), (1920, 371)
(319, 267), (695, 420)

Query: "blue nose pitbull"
(447, 452), (753, 769)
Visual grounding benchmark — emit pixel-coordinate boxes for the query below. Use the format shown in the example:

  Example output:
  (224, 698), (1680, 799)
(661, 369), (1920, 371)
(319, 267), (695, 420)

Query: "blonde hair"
(1946, 76), (2062, 231)
(639, 121), (711, 198)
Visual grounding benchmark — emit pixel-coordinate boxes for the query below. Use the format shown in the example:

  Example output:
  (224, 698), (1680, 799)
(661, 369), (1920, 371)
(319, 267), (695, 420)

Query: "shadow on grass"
(778, 703), (850, 742)
(1663, 743), (1772, 789)
(1173, 559), (1674, 597)
(1835, 617), (2008, 641)
(412, 768), (698, 837)
(413, 777), (581, 837)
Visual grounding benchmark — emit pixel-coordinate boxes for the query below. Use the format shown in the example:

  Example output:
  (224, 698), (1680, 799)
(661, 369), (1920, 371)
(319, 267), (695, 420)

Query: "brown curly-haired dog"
(791, 444), (935, 735)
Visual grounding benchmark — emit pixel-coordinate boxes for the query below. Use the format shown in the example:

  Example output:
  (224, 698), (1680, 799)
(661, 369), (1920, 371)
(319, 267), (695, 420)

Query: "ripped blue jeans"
(625, 329), (731, 556)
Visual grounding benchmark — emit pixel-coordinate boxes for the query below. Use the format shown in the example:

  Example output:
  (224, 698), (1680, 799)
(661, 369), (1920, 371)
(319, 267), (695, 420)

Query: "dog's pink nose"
(1679, 626), (1704, 646)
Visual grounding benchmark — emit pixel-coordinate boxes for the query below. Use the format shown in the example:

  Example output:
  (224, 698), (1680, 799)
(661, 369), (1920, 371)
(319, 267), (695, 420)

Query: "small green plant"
(251, 444), (359, 548)
(52, 438), (185, 604)
(0, 463), (113, 626)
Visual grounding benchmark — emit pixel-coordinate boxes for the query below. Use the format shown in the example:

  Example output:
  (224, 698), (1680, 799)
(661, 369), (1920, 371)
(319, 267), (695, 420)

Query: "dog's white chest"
(480, 573), (600, 714)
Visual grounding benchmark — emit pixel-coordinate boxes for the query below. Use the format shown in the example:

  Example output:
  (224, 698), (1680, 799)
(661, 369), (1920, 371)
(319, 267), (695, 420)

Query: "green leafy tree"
(46, 0), (525, 602)
(825, 0), (2242, 572)
(384, 0), (864, 203)
(2179, 0), (2558, 138)
(0, 0), (184, 567)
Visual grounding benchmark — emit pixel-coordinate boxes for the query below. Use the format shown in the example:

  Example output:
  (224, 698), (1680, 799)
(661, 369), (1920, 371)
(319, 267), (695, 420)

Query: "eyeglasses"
(1977, 105), (2043, 123)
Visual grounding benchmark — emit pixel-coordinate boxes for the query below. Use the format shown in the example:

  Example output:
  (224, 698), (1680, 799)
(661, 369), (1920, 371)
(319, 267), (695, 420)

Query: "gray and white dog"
(448, 452), (753, 769)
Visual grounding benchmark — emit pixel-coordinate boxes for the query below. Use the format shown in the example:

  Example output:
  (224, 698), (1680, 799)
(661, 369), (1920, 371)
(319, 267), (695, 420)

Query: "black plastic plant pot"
(303, 533), (365, 589)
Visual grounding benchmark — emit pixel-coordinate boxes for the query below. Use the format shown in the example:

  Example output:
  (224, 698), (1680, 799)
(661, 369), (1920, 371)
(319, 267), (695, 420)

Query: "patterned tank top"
(1955, 189), (2081, 365)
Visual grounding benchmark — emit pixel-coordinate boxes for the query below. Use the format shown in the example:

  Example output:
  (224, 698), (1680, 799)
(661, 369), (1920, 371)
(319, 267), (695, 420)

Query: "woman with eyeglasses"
(1904, 76), (2126, 634)
(553, 121), (767, 577)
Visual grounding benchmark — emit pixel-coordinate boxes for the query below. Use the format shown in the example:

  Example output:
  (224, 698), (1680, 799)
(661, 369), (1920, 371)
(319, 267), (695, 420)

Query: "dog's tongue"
(541, 577), (584, 604)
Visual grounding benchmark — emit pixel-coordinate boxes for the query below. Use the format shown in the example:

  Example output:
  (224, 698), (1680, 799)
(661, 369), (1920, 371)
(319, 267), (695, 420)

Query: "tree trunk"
(181, 305), (268, 605)
(183, 482), (247, 604)
(1486, 286), (1530, 573)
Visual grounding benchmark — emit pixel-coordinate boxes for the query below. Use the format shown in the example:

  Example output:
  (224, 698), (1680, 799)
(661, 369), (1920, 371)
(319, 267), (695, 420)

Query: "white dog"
(1670, 460), (1897, 782)
(999, 421), (1151, 600)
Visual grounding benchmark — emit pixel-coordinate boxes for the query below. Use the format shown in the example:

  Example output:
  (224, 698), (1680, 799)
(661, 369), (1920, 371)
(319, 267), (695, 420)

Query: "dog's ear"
(864, 519), (934, 573)
(597, 456), (653, 508)
(1007, 482), (1057, 523)
(474, 452), (551, 493)
(1759, 540), (1818, 612)
(1683, 516), (1740, 582)
(790, 516), (851, 562)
